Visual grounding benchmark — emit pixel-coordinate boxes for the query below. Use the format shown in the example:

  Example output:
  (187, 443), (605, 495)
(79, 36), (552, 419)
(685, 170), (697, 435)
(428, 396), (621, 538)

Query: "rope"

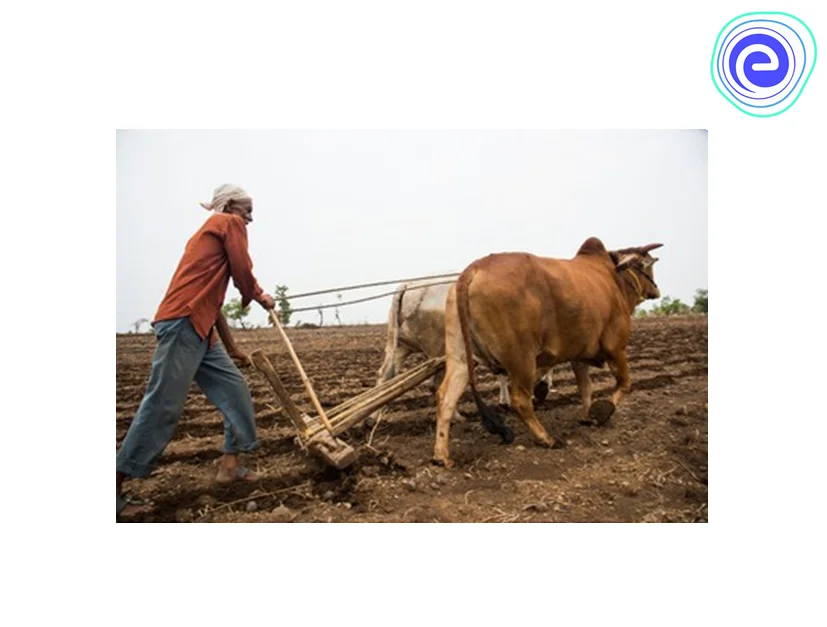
(286, 279), (458, 314)
(282, 272), (460, 301)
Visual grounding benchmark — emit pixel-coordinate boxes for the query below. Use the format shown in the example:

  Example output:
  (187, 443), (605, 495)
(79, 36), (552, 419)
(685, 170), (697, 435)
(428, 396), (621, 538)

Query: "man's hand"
(229, 351), (253, 369)
(258, 293), (276, 311)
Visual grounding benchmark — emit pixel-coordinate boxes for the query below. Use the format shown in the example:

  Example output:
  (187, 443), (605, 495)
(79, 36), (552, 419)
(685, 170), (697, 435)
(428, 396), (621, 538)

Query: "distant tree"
(634, 308), (648, 318)
(273, 285), (292, 326)
(692, 289), (708, 314)
(131, 318), (149, 333)
(222, 298), (251, 329)
(651, 296), (691, 316)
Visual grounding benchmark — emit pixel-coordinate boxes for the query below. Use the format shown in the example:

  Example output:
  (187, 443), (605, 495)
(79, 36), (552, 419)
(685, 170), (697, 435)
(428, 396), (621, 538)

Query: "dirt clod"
(175, 508), (194, 523)
(271, 504), (296, 522)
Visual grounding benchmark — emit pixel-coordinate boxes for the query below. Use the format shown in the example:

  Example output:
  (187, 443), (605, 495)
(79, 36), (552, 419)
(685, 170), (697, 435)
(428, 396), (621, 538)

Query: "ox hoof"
(432, 456), (456, 469)
(535, 435), (562, 449)
(533, 380), (550, 404)
(499, 426), (515, 445)
(588, 400), (616, 426)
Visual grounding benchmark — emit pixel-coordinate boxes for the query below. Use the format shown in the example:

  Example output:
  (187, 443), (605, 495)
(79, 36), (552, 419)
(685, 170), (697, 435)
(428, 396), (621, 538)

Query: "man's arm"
(215, 310), (249, 365)
(223, 215), (268, 308)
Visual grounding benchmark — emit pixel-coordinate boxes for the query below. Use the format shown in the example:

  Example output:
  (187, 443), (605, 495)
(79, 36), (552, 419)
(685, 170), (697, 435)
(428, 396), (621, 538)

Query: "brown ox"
(433, 237), (662, 467)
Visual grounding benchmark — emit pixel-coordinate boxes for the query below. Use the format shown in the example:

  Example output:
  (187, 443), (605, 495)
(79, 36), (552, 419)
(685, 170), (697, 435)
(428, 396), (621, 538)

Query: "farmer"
(117, 184), (276, 519)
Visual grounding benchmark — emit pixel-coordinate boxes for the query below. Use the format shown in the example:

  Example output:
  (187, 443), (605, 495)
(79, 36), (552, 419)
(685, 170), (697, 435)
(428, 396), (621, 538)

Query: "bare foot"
(216, 465), (261, 484)
(117, 494), (152, 520)
(118, 503), (152, 518)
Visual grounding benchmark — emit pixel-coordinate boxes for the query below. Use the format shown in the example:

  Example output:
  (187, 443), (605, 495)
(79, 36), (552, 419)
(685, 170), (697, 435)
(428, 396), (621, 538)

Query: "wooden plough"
(251, 310), (445, 469)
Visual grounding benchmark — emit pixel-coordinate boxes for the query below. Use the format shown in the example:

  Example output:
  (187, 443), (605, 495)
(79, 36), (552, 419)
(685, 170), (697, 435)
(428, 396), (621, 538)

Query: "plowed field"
(116, 316), (708, 523)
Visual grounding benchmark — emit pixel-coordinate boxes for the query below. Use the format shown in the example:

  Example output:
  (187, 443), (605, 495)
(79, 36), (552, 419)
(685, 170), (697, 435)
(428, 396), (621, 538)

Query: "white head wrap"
(200, 184), (251, 213)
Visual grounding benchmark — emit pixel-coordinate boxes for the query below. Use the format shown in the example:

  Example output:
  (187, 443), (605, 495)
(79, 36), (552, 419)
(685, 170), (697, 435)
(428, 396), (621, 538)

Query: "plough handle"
(267, 309), (336, 436)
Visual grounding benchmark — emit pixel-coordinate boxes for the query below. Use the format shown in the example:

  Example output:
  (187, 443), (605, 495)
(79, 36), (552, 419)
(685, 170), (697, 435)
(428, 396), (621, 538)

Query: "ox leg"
(434, 360), (468, 468)
(508, 366), (559, 448)
(510, 382), (560, 448)
(498, 374), (511, 407)
(571, 362), (595, 425)
(590, 349), (630, 426)
(372, 345), (411, 421)
(533, 366), (554, 404)
(432, 368), (466, 423)
(609, 349), (631, 407)
(376, 344), (411, 385)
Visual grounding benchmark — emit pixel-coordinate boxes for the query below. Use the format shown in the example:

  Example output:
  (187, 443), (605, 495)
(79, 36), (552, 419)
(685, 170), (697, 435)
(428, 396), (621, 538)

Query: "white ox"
(374, 279), (554, 419)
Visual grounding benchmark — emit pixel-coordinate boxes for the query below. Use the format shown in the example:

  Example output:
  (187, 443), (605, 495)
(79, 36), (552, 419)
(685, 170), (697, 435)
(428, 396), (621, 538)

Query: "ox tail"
(378, 283), (406, 382)
(456, 269), (514, 444)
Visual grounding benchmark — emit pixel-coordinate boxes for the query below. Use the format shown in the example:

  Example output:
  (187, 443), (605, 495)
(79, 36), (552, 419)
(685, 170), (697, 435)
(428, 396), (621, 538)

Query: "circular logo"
(711, 13), (816, 116)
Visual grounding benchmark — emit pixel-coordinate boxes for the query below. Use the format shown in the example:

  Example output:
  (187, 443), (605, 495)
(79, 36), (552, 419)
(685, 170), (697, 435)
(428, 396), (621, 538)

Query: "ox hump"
(576, 237), (608, 257)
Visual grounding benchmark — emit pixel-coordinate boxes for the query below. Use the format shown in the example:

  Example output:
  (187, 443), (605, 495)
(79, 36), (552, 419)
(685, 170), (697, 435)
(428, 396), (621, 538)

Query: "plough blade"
(307, 431), (359, 470)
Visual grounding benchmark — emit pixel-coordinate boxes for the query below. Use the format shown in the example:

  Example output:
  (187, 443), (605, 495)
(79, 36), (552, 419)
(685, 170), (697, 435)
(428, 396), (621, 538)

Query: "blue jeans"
(116, 317), (260, 478)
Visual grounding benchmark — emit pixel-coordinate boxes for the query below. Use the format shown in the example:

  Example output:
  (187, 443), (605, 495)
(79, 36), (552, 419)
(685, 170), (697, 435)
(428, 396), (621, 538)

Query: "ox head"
(609, 243), (663, 302)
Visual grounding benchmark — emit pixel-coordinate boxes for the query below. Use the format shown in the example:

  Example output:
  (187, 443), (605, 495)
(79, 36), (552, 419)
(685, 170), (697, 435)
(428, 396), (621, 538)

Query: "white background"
(2, 1), (826, 626)
(115, 129), (707, 330)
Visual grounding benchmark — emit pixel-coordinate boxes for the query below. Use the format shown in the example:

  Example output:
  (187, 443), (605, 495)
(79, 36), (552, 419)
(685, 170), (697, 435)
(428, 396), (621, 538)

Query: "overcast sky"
(116, 130), (707, 331)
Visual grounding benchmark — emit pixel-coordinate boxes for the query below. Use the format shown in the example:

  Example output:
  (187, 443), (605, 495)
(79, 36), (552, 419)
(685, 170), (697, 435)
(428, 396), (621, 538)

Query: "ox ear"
(641, 255), (659, 268)
(614, 253), (637, 272)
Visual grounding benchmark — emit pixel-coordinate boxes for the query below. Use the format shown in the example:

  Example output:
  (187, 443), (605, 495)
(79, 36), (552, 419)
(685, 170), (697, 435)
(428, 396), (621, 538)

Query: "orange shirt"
(153, 213), (265, 346)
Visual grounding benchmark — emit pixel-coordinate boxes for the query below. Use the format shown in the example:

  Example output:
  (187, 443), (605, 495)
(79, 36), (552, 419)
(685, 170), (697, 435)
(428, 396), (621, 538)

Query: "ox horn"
(639, 243), (663, 253)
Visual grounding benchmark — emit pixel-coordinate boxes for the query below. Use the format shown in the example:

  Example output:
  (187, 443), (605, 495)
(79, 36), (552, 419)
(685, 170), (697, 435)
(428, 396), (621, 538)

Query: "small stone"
(601, 439), (609, 446)
(604, 448), (614, 455)
(246, 500), (258, 512)
(463, 472), (473, 480)
(342, 502), (352, 510)
(323, 490), (335, 501)
(436, 474), (448, 485)
(401, 478), (417, 491)
(196, 494), (217, 508)
(429, 482), (440, 491)
(676, 406), (688, 416)
(516, 445), (526, 451)
(566, 440), (573, 447)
